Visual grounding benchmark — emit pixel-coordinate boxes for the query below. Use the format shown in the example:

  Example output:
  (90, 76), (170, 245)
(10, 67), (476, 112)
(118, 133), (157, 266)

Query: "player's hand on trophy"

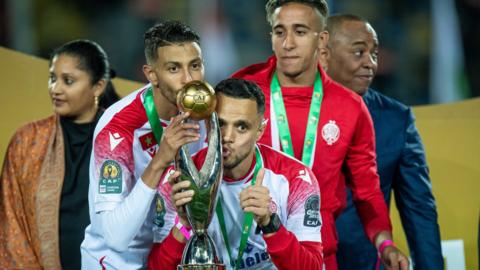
(168, 170), (193, 227)
(239, 169), (272, 226)
(157, 112), (201, 166)
(141, 112), (200, 189)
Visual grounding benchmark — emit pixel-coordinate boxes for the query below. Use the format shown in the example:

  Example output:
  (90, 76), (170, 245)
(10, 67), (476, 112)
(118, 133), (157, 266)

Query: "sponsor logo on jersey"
(238, 242), (270, 269)
(109, 132), (124, 151)
(295, 169), (312, 184)
(153, 194), (166, 227)
(99, 160), (123, 194)
(303, 195), (320, 227)
(321, 120), (340, 145)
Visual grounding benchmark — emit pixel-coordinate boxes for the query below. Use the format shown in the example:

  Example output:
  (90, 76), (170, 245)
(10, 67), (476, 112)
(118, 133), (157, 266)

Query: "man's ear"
(256, 118), (268, 141)
(143, 64), (158, 87)
(319, 46), (330, 71)
(318, 30), (329, 51)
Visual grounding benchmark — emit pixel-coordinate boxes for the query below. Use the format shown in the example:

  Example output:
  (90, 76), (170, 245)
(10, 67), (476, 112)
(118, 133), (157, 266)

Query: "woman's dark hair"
(49, 39), (120, 109)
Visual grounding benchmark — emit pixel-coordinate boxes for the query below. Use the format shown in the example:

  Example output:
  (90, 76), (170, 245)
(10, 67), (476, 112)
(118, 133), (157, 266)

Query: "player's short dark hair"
(265, 0), (329, 29)
(214, 78), (265, 116)
(144, 20), (200, 64)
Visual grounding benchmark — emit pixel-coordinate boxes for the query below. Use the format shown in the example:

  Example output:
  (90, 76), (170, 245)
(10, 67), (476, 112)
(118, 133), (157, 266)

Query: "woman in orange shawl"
(0, 40), (120, 270)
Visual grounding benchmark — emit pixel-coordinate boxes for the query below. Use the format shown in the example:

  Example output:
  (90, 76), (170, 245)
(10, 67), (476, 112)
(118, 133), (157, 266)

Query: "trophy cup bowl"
(176, 81), (225, 270)
(177, 80), (217, 121)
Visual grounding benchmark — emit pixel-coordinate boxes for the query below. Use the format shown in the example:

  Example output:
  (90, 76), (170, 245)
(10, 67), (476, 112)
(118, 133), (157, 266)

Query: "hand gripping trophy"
(176, 80), (225, 269)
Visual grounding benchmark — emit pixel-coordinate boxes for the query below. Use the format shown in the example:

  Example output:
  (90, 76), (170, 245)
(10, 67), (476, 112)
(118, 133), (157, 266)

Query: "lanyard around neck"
(270, 72), (323, 167)
(143, 87), (163, 144)
(215, 146), (263, 269)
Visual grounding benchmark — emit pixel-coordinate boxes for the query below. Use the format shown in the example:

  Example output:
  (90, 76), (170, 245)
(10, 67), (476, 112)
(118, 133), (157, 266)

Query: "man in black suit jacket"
(321, 14), (443, 270)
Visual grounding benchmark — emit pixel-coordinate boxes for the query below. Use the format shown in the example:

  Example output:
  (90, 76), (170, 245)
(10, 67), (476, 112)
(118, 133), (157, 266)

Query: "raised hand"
(142, 112), (200, 189)
(239, 169), (272, 226)
(156, 112), (201, 167)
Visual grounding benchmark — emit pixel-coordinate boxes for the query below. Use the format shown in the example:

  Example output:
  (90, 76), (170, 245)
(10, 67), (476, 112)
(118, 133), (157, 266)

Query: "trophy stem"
(176, 112), (225, 269)
(178, 234), (225, 270)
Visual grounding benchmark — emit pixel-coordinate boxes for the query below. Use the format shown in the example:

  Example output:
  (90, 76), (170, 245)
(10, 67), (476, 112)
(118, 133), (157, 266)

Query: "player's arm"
(95, 113), (200, 252)
(346, 101), (408, 269)
(345, 100), (391, 240)
(240, 168), (323, 270)
(148, 170), (193, 270)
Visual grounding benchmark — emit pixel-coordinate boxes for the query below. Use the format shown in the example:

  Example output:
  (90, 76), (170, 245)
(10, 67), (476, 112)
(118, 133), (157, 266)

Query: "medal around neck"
(176, 80), (225, 269)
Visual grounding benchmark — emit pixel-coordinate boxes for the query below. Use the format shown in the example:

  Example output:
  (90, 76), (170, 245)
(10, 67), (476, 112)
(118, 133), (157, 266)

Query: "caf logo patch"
(303, 195), (321, 227)
(99, 160), (123, 194)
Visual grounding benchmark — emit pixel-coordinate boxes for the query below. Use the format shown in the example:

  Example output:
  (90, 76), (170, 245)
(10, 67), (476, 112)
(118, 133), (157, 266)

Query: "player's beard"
(223, 148), (252, 170)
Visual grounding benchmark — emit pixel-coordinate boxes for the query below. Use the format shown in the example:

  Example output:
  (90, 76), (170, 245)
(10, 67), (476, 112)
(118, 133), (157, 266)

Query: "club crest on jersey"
(139, 132), (158, 157)
(153, 194), (166, 227)
(321, 120), (340, 145)
(303, 195), (320, 227)
(99, 160), (122, 194)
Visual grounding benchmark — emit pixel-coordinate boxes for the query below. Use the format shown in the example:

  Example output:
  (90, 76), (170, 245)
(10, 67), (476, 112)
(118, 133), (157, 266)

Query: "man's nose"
(282, 31), (296, 50)
(363, 53), (377, 69)
(181, 69), (193, 84)
(221, 126), (234, 143)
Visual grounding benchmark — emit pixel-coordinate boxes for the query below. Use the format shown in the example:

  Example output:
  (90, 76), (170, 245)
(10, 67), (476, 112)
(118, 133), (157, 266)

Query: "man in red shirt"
(232, 1), (408, 269)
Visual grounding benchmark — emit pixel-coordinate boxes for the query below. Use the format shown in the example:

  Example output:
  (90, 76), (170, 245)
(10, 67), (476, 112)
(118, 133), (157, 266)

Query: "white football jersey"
(155, 144), (321, 270)
(81, 84), (206, 269)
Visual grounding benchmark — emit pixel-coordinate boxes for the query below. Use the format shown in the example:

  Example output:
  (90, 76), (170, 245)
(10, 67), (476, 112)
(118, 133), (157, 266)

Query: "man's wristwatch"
(256, 213), (281, 234)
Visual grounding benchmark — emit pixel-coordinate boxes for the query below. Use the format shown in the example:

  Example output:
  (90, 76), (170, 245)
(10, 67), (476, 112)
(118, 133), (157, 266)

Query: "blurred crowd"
(1, 0), (479, 105)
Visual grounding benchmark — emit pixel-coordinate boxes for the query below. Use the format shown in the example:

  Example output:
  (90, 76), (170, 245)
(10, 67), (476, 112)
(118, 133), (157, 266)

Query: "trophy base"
(177, 263), (225, 270)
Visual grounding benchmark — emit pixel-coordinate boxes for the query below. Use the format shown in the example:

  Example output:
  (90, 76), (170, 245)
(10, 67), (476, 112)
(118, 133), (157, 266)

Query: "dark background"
(1, 0), (478, 105)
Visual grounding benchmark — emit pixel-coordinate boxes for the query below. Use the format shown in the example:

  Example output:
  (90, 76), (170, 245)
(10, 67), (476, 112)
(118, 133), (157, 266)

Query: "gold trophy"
(176, 81), (225, 270)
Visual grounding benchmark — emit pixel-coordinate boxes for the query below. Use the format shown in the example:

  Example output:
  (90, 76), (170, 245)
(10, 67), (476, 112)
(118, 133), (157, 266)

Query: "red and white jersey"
(155, 144), (321, 270)
(81, 84), (206, 269)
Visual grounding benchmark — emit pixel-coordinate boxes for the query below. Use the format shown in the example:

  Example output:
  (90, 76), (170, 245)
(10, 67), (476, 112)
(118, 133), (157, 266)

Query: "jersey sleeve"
(153, 166), (178, 243)
(285, 167), (321, 242)
(266, 166), (323, 270)
(91, 127), (135, 213)
(346, 101), (391, 242)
